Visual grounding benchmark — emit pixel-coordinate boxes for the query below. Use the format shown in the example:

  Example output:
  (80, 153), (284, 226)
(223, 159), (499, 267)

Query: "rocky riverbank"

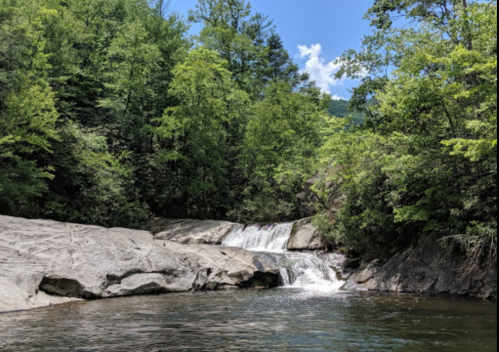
(0, 215), (496, 313)
(344, 232), (497, 299)
(0, 216), (281, 313)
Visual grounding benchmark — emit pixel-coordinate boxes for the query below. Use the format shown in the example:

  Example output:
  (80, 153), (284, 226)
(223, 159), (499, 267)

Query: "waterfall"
(222, 223), (344, 292)
(277, 252), (345, 292)
(222, 223), (294, 253)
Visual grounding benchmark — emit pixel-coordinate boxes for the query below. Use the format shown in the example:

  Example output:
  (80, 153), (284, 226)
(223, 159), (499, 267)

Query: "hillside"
(328, 100), (366, 125)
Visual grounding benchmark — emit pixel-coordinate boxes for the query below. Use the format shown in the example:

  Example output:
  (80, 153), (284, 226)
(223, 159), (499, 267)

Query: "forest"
(0, 0), (497, 269)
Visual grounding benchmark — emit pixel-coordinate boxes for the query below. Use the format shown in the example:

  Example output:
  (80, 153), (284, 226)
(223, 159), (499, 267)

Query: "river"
(1, 223), (496, 351)
(0, 290), (496, 352)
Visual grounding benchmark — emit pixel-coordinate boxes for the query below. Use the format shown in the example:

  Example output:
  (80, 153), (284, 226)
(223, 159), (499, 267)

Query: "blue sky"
(170, 0), (374, 100)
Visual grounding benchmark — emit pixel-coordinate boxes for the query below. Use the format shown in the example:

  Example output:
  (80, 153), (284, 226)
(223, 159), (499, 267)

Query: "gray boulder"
(148, 219), (237, 245)
(0, 216), (280, 313)
(345, 233), (497, 299)
(287, 218), (326, 251)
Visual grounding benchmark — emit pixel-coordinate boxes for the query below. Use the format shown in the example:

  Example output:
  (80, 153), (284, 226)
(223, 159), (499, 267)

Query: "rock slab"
(0, 216), (280, 313)
(148, 219), (237, 245)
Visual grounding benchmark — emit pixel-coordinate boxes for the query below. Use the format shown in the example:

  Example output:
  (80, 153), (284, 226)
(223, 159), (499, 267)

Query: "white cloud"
(298, 44), (344, 96)
(331, 94), (345, 101)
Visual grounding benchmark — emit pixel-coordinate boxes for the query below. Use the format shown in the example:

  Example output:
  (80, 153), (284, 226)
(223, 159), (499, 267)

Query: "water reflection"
(0, 290), (497, 352)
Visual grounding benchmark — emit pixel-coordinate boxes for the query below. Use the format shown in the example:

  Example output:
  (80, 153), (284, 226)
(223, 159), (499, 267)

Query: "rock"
(0, 277), (81, 312)
(324, 252), (354, 281)
(147, 219), (238, 245)
(0, 216), (280, 313)
(345, 233), (497, 299)
(287, 218), (326, 251)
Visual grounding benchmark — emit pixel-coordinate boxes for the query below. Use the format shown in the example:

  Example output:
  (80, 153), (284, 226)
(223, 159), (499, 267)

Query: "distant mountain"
(328, 100), (366, 126)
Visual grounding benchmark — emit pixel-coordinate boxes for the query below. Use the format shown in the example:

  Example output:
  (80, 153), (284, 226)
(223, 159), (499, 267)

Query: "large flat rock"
(0, 216), (280, 313)
(148, 219), (237, 245)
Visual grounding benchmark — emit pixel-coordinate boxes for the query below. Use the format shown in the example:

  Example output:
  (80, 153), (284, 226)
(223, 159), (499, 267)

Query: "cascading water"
(222, 223), (345, 292)
(222, 223), (294, 253)
(277, 252), (345, 292)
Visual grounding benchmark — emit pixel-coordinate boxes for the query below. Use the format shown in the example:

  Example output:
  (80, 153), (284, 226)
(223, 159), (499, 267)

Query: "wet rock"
(0, 216), (279, 313)
(325, 253), (354, 281)
(147, 219), (238, 245)
(287, 218), (326, 251)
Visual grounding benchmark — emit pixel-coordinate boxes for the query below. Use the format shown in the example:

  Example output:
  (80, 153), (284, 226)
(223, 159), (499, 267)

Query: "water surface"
(1, 290), (496, 352)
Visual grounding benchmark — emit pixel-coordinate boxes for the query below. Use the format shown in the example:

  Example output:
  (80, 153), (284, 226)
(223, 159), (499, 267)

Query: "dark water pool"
(0, 290), (497, 352)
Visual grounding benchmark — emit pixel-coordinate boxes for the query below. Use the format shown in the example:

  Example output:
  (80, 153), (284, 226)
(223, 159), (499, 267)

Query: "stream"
(0, 290), (496, 351)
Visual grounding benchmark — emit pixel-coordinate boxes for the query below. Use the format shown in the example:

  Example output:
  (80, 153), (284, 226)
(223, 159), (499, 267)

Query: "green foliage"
(0, 1), (60, 215)
(0, 0), (320, 226)
(0, 0), (187, 226)
(189, 0), (264, 91)
(312, 212), (345, 246)
(189, 0), (305, 97)
(38, 123), (149, 228)
(320, 0), (498, 266)
(2, 0), (494, 274)
(155, 47), (250, 218)
(229, 82), (330, 222)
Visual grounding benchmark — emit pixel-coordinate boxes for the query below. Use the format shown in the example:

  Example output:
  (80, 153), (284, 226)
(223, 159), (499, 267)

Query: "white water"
(222, 223), (345, 293)
(278, 253), (345, 293)
(222, 223), (294, 253)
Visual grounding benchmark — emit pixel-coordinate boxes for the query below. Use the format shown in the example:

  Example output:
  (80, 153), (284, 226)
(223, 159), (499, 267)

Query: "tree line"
(0, 0), (332, 227)
(0, 0), (496, 269)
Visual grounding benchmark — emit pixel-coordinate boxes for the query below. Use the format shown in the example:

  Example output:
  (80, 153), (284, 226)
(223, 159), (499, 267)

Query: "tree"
(0, 0), (328, 227)
(231, 82), (330, 222)
(0, 0), (60, 216)
(189, 0), (273, 93)
(256, 31), (307, 91)
(98, 20), (162, 152)
(154, 47), (250, 218)
(0, 0), (183, 226)
(0, 82), (59, 216)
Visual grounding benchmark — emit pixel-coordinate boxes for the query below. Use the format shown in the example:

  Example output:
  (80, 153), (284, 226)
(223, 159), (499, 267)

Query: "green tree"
(189, 0), (273, 94)
(0, 0), (60, 216)
(231, 82), (330, 222)
(154, 47), (250, 218)
(0, 0), (185, 226)
(98, 20), (162, 151)
(0, 82), (59, 216)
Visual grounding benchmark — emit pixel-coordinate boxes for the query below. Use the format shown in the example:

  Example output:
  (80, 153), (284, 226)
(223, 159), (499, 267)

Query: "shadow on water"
(0, 290), (496, 352)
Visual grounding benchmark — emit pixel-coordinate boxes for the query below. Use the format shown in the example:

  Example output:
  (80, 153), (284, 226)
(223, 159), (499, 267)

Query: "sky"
(170, 0), (374, 100)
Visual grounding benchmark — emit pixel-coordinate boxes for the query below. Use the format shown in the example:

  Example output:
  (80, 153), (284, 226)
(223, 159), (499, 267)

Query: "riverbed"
(0, 290), (496, 352)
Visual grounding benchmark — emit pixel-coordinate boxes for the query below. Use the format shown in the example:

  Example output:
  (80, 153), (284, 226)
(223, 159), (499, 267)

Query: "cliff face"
(344, 232), (497, 299)
(0, 216), (280, 313)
